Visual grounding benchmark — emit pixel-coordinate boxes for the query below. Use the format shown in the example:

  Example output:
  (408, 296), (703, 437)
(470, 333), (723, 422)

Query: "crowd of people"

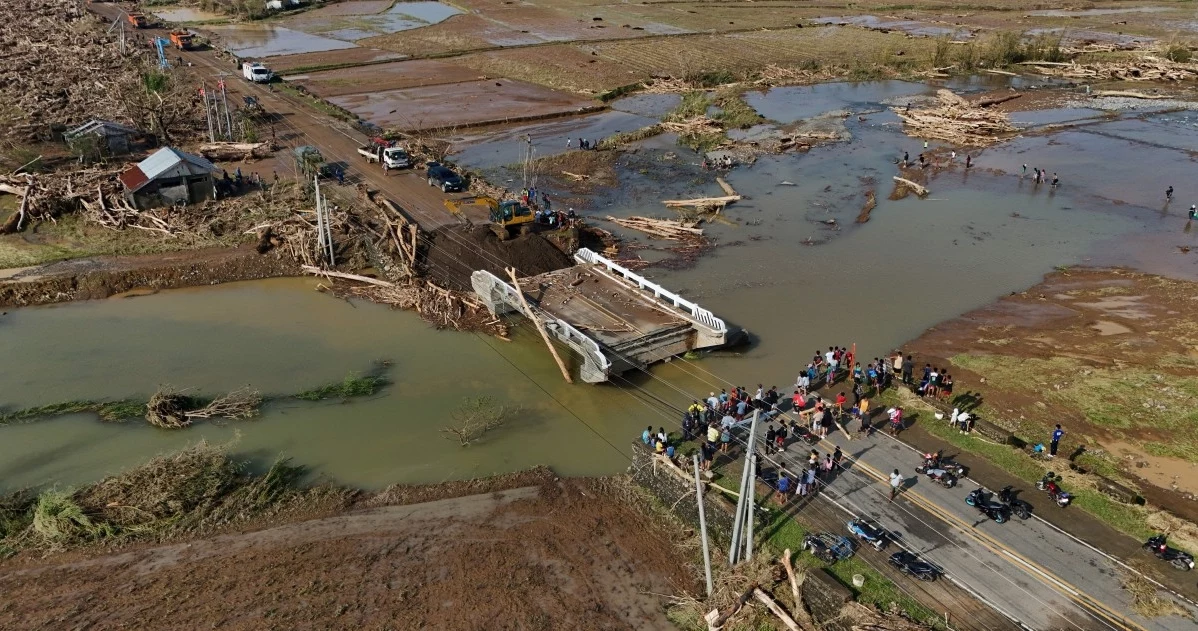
(639, 346), (988, 507)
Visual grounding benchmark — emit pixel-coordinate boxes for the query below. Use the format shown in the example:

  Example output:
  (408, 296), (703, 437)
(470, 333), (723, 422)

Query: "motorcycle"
(1144, 535), (1195, 571)
(919, 467), (957, 488)
(888, 550), (941, 582)
(996, 486), (1033, 520)
(965, 488), (1010, 524)
(1035, 472), (1072, 507)
(846, 518), (888, 550)
(915, 451), (968, 478)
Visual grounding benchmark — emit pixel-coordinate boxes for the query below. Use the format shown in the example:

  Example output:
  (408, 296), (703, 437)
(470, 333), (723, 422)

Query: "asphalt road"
(766, 416), (1198, 631)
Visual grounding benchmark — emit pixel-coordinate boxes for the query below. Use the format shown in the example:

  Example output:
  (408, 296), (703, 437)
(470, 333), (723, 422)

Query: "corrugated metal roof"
(64, 119), (139, 139)
(120, 147), (217, 192)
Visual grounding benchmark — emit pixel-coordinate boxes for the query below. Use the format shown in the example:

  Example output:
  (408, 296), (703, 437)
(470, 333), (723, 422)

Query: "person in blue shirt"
(1050, 425), (1064, 458)
(642, 426), (653, 446)
(774, 469), (791, 503)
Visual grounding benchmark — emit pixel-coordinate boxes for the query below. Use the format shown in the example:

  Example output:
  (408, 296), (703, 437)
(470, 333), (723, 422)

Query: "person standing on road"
(1166, 186), (1173, 201)
(1050, 424), (1064, 458)
(775, 468), (791, 503)
(889, 469), (904, 502)
(1190, 204), (1197, 221)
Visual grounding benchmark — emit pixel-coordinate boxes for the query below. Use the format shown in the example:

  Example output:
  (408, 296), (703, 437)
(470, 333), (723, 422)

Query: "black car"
(426, 162), (464, 192)
(888, 550), (941, 582)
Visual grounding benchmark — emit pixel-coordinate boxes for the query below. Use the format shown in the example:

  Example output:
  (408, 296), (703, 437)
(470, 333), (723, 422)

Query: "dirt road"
(0, 482), (694, 630)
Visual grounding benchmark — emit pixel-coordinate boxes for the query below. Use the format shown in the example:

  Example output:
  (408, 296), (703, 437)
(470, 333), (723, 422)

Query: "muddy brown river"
(3, 80), (1197, 491)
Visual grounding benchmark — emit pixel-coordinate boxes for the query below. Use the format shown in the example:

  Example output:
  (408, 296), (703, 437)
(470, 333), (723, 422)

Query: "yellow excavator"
(443, 196), (534, 239)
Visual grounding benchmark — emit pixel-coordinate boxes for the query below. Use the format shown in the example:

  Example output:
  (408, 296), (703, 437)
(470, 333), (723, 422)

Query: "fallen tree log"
(1017, 61), (1074, 66)
(975, 93), (1023, 108)
(715, 176), (737, 197)
(753, 588), (801, 631)
(662, 195), (740, 208)
(198, 142), (273, 161)
(1092, 90), (1169, 99)
(893, 176), (929, 197)
(302, 265), (395, 287)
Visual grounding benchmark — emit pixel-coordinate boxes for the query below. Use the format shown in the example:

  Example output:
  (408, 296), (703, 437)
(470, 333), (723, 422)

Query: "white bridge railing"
(574, 248), (727, 333)
(472, 270), (612, 376)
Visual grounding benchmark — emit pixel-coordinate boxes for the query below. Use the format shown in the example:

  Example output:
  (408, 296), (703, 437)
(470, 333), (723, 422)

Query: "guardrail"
(574, 248), (727, 333)
(472, 270), (611, 375)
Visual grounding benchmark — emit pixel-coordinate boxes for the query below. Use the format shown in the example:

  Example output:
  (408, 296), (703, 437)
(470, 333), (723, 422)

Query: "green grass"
(667, 91), (712, 122)
(712, 92), (763, 130)
(294, 373), (386, 401)
(0, 400), (144, 426)
(276, 83), (357, 122)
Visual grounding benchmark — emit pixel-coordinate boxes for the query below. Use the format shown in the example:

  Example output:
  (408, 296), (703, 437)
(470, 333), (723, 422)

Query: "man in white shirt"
(889, 469), (904, 501)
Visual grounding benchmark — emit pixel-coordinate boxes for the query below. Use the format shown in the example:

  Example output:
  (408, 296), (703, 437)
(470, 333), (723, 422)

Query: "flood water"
(4, 80), (1198, 492)
(284, 1), (463, 42)
(204, 24), (359, 58)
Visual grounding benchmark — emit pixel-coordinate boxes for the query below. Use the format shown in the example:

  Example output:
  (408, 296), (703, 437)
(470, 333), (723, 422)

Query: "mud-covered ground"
(904, 268), (1198, 505)
(0, 477), (695, 631)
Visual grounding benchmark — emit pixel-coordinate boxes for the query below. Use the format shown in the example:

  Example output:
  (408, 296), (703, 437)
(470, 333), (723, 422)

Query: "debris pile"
(0, 169), (122, 233)
(1029, 56), (1198, 82)
(0, 0), (139, 144)
(606, 216), (704, 241)
(145, 385), (262, 429)
(894, 89), (1017, 146)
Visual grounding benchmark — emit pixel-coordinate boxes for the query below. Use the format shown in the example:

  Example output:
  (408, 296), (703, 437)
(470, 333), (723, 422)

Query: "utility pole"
(506, 267), (574, 384)
(313, 176), (334, 266)
(218, 74), (233, 141)
(693, 454), (714, 597)
(201, 87), (216, 143)
(728, 409), (760, 565)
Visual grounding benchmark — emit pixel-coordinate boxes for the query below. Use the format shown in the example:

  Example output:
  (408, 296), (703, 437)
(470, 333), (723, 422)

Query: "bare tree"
(440, 396), (511, 446)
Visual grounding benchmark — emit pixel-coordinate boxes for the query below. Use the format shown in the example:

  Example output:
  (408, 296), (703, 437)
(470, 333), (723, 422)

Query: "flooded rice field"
(151, 8), (227, 23)
(283, 1), (462, 42)
(5, 79), (1198, 492)
(204, 24), (359, 58)
(329, 79), (598, 131)
(810, 16), (971, 38)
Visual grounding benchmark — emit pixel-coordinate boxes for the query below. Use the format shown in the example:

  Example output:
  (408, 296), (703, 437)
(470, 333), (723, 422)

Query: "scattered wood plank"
(198, 142), (272, 161)
(982, 69), (1018, 77)
(662, 195), (740, 208)
(1017, 61), (1074, 66)
(561, 171), (590, 181)
(893, 176), (929, 197)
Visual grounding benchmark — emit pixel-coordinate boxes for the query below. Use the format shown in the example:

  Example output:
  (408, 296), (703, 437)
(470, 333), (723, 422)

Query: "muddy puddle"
(284, 1), (462, 41)
(203, 24), (359, 58)
(7, 80), (1198, 492)
(745, 81), (934, 123)
(1026, 7), (1172, 17)
(151, 8), (227, 23)
(811, 16), (971, 38)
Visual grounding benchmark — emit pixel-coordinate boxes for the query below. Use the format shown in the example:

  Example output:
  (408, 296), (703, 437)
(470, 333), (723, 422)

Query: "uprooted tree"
(441, 396), (512, 446)
(145, 385), (263, 429)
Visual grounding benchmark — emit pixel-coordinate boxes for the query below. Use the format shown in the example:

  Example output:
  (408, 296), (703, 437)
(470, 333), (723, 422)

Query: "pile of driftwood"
(0, 169), (122, 233)
(895, 89), (1017, 146)
(306, 267), (508, 337)
(661, 115), (723, 136)
(606, 216), (703, 240)
(1024, 56), (1198, 82)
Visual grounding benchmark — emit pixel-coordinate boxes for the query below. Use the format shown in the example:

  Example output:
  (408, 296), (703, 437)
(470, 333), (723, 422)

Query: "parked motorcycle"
(915, 451), (968, 478)
(996, 486), (1033, 520)
(919, 467), (957, 488)
(1035, 472), (1072, 507)
(965, 488), (1010, 524)
(888, 550), (941, 582)
(846, 518), (888, 550)
(1144, 535), (1195, 571)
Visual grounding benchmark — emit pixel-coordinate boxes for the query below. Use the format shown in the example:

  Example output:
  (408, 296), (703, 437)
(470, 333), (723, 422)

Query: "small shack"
(119, 147), (218, 210)
(63, 120), (141, 159)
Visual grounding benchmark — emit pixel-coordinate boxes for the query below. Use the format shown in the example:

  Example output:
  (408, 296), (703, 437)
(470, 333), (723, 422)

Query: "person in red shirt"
(834, 391), (847, 415)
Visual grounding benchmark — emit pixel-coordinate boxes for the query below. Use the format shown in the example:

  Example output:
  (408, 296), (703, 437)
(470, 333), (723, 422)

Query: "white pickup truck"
(242, 62), (274, 83)
(358, 144), (411, 171)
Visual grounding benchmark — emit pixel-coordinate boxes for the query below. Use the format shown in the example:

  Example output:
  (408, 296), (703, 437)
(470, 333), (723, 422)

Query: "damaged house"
(119, 147), (217, 210)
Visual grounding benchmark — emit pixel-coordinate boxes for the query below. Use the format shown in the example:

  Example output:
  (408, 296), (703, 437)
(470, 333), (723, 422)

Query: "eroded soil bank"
(903, 267), (1198, 511)
(0, 470), (695, 631)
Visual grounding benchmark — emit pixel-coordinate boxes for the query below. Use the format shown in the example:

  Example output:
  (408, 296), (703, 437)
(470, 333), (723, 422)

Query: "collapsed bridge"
(472, 249), (738, 383)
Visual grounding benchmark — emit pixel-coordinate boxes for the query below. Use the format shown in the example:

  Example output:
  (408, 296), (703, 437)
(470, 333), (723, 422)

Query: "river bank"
(899, 267), (1198, 518)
